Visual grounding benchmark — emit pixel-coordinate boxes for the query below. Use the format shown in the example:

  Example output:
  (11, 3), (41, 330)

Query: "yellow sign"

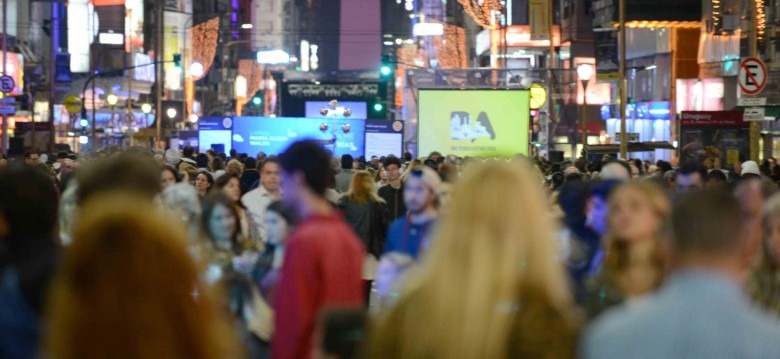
(726, 149), (740, 165)
(64, 95), (83, 114)
(418, 90), (530, 158)
(530, 83), (547, 110)
(529, 0), (550, 41)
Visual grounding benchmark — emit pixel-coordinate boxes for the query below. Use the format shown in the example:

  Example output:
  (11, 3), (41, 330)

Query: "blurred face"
(209, 203), (237, 244)
(352, 161), (360, 171)
(630, 165), (640, 178)
(676, 173), (703, 192)
(386, 164), (401, 182)
(222, 178), (241, 202)
(766, 214), (780, 264)
(61, 159), (75, 175)
(380, 168), (388, 181)
(261, 162), (281, 193)
(264, 211), (289, 245)
(160, 170), (177, 190)
(404, 176), (434, 214)
(586, 195), (609, 236)
(25, 154), (39, 165)
(195, 173), (211, 193)
(609, 188), (661, 241)
(281, 171), (301, 209)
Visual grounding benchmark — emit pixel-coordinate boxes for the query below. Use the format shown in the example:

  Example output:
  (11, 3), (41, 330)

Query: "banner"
(529, 0), (550, 41)
(594, 29), (619, 81)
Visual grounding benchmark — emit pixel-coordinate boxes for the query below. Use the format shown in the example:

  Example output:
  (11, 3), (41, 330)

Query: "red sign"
(738, 57), (767, 95)
(680, 111), (748, 128)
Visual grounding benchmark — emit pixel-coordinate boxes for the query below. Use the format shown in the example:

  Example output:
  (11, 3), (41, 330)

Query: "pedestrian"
(160, 164), (180, 191)
(367, 161), (579, 359)
(255, 201), (296, 306)
(240, 158), (260, 195)
(273, 140), (365, 359)
(582, 190), (780, 359)
(200, 192), (262, 284)
(584, 181), (671, 319)
(214, 173), (262, 245)
(383, 166), (440, 261)
(676, 161), (707, 192)
(242, 158), (283, 242)
(378, 156), (406, 221)
(212, 157), (226, 179)
(43, 193), (240, 359)
(338, 171), (388, 303)
(0, 165), (60, 359)
(158, 183), (203, 244)
(195, 171), (214, 198)
(335, 154), (355, 193)
(748, 192), (780, 314)
(181, 145), (197, 166)
(179, 163), (198, 185)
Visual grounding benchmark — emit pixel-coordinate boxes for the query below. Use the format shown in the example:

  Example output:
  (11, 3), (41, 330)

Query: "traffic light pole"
(79, 60), (173, 146)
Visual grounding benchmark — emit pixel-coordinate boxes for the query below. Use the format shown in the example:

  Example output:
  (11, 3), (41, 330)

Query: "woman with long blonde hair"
(584, 181), (671, 319)
(44, 194), (241, 359)
(339, 171), (388, 303)
(366, 160), (578, 359)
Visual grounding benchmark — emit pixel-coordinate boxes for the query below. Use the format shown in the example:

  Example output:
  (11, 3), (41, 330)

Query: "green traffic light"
(252, 97), (262, 106)
(80, 119), (88, 127)
(380, 65), (392, 76)
(373, 103), (384, 112)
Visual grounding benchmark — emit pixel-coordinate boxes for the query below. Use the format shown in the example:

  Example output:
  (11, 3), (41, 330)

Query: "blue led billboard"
(232, 117), (366, 158)
(198, 116), (233, 154)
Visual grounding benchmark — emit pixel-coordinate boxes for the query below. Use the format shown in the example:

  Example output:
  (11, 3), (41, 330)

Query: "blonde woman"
(399, 159), (422, 182)
(338, 171), (388, 303)
(226, 159), (245, 176)
(44, 194), (241, 359)
(584, 181), (671, 319)
(367, 161), (579, 359)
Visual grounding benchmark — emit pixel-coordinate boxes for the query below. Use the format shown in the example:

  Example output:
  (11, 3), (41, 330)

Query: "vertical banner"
(594, 29), (619, 81)
(529, 0), (550, 41)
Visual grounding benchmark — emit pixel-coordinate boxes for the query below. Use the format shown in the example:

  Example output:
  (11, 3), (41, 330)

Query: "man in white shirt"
(241, 158), (282, 242)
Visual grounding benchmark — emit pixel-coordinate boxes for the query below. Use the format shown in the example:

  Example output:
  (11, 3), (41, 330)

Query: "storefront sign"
(680, 111), (748, 127)
(594, 29), (619, 81)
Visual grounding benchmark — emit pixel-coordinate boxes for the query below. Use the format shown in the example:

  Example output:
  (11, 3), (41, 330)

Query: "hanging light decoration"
(191, 17), (220, 81)
(456, 0), (503, 29)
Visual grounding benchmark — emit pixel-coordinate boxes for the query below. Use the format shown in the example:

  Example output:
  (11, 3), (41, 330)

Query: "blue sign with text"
(232, 117), (366, 157)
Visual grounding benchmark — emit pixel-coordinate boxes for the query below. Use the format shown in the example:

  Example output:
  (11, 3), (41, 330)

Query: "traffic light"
(173, 53), (181, 68)
(252, 95), (262, 106)
(373, 103), (384, 112)
(380, 53), (394, 77)
(79, 108), (89, 135)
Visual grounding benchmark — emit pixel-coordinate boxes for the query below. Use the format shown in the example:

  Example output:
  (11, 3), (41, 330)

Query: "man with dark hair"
(676, 161), (707, 192)
(428, 151), (443, 163)
(229, 148), (238, 160)
(369, 156), (380, 170)
(195, 153), (209, 171)
(335, 154), (355, 193)
(583, 190), (780, 359)
(240, 157), (259, 194)
(23, 151), (39, 166)
(0, 164), (59, 359)
(274, 140), (364, 359)
(403, 151), (413, 163)
(378, 156), (406, 221)
(181, 146), (197, 166)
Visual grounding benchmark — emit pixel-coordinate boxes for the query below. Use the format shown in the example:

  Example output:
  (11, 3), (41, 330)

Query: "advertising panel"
(232, 117), (366, 158)
(680, 111), (749, 165)
(198, 116), (233, 153)
(68, 0), (97, 73)
(418, 90), (530, 157)
(365, 120), (404, 158)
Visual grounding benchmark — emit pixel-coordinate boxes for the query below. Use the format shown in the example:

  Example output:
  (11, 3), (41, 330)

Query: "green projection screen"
(417, 90), (530, 158)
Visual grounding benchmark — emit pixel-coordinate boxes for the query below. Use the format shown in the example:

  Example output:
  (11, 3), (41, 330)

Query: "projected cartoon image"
(450, 111), (496, 142)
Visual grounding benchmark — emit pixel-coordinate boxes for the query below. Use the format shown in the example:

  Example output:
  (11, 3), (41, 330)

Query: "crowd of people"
(2, 143), (780, 359)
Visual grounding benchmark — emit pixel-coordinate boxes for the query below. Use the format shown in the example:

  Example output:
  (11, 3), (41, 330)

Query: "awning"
(585, 141), (675, 154)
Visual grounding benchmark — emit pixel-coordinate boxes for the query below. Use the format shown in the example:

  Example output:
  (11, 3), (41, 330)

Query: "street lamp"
(577, 64), (594, 157)
(190, 61), (205, 77)
(189, 114), (199, 123)
(167, 108), (177, 120)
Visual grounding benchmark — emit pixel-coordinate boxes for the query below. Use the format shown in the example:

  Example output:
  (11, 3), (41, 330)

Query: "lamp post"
(106, 94), (118, 146)
(577, 64), (593, 157)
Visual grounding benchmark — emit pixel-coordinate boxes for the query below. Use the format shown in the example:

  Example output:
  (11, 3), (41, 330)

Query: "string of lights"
(456, 0), (503, 29)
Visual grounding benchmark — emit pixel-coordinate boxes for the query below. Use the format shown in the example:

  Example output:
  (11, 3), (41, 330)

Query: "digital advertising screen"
(305, 101), (368, 119)
(198, 116), (233, 154)
(365, 120), (404, 158)
(418, 90), (530, 157)
(232, 117), (366, 158)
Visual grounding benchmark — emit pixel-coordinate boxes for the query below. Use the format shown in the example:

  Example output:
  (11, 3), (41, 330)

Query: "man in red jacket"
(273, 140), (365, 359)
